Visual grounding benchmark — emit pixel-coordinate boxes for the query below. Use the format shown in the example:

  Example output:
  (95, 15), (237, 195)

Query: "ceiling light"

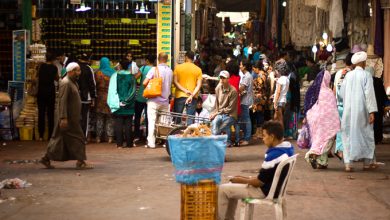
(75, 2), (91, 12)
(135, 2), (150, 14)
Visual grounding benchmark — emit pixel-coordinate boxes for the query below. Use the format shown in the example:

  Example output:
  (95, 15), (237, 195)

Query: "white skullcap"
(351, 51), (367, 65)
(66, 62), (80, 72)
(219, 70), (230, 78)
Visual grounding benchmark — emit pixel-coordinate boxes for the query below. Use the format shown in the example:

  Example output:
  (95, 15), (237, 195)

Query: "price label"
(129, 40), (140, 45)
(81, 39), (91, 45)
(121, 18), (132, 24)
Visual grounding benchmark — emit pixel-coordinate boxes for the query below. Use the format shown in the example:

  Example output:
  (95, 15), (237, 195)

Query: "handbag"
(143, 66), (162, 98)
(297, 123), (311, 149)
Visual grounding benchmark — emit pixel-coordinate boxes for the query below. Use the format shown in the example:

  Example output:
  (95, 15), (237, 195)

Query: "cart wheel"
(166, 126), (187, 157)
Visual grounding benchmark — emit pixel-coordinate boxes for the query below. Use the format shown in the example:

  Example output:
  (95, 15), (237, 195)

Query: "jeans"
(113, 114), (133, 147)
(250, 110), (264, 135)
(237, 104), (251, 142)
(134, 101), (148, 139)
(211, 114), (236, 145)
(173, 97), (197, 125)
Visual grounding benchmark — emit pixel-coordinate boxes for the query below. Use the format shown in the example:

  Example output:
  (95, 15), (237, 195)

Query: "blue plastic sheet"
(168, 135), (227, 184)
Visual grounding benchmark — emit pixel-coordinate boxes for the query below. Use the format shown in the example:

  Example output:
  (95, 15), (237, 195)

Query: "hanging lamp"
(135, 1), (150, 14)
(76, 1), (91, 12)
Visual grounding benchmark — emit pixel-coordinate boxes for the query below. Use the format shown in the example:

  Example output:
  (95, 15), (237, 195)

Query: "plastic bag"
(202, 94), (216, 113)
(297, 123), (311, 149)
(168, 135), (227, 184)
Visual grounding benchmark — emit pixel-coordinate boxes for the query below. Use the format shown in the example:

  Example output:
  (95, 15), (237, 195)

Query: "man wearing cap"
(209, 71), (238, 147)
(39, 62), (93, 169)
(340, 51), (378, 172)
(77, 53), (96, 139)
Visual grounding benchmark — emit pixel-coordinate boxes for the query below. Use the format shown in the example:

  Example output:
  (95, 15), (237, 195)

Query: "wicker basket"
(181, 180), (217, 220)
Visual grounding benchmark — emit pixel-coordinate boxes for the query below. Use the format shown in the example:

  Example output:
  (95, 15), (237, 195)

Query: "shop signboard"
(157, 0), (172, 67)
(12, 30), (29, 82)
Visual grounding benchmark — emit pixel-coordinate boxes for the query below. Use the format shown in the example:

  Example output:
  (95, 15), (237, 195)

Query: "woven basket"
(181, 180), (217, 220)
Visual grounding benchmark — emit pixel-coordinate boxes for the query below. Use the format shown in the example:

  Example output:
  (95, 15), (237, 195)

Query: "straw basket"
(181, 179), (217, 220)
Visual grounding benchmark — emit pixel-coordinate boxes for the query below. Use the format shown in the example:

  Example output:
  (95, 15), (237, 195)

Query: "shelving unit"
(39, 0), (158, 61)
(0, 1), (21, 91)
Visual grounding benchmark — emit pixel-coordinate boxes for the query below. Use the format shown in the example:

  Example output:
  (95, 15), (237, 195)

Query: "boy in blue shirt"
(218, 121), (294, 220)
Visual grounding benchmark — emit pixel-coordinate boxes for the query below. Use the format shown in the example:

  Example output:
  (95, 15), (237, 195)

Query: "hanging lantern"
(312, 45), (318, 53)
(326, 44), (333, 52)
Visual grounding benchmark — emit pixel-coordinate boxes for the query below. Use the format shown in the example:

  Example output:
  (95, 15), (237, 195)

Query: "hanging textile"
(271, 0), (278, 39)
(375, 0), (384, 57)
(329, 0), (344, 38)
(304, 0), (330, 11)
(260, 0), (267, 22)
(288, 0), (317, 47)
(383, 9), (390, 91)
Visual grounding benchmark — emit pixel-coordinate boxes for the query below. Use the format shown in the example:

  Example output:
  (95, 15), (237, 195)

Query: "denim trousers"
(173, 97), (197, 125)
(236, 104), (251, 142)
(212, 114), (236, 145)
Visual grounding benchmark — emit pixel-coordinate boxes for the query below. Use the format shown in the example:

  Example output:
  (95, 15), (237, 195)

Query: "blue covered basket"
(168, 135), (227, 184)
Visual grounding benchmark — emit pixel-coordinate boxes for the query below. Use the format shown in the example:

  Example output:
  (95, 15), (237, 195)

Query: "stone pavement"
(0, 140), (389, 220)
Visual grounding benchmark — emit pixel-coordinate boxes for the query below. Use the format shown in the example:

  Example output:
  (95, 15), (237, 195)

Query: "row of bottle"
(38, 0), (156, 19)
(43, 32), (157, 41)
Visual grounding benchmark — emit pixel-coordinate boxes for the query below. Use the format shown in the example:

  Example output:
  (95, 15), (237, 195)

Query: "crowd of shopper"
(37, 41), (386, 172)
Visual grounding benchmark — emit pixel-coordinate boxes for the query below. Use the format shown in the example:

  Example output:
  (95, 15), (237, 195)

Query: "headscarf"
(274, 59), (289, 76)
(306, 71), (340, 155)
(303, 69), (325, 115)
(99, 57), (115, 77)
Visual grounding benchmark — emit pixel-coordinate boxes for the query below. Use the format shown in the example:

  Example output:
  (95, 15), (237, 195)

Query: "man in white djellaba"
(340, 51), (380, 172)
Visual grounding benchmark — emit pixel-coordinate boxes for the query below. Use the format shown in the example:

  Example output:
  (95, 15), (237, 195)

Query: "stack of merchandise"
(29, 43), (46, 61)
(32, 19), (41, 42)
(15, 96), (37, 129)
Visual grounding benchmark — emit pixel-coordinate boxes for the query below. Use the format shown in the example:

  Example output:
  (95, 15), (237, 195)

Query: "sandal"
(309, 157), (318, 169)
(345, 167), (354, 172)
(76, 161), (94, 170)
(363, 163), (380, 171)
(317, 164), (328, 169)
(39, 157), (54, 169)
(335, 152), (343, 161)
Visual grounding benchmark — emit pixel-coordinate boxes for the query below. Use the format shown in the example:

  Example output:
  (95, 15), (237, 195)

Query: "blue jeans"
(212, 114), (236, 145)
(236, 104), (251, 142)
(173, 97), (197, 125)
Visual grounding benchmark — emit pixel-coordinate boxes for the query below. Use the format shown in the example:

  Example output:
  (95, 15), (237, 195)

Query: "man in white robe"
(340, 51), (378, 171)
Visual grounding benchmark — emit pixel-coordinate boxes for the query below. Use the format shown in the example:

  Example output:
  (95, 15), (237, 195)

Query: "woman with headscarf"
(304, 70), (340, 169)
(95, 57), (115, 143)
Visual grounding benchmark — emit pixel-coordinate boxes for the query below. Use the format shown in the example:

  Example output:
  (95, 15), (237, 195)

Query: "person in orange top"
(173, 51), (203, 125)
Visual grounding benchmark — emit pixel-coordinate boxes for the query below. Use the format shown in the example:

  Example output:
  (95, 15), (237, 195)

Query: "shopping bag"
(168, 135), (227, 184)
(143, 67), (162, 98)
(297, 123), (311, 149)
(202, 94), (216, 113)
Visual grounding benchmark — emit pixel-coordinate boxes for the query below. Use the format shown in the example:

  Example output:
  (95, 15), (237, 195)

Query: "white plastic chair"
(239, 154), (299, 220)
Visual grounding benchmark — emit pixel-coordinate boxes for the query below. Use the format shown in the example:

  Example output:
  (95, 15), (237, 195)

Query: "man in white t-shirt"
(273, 59), (290, 129)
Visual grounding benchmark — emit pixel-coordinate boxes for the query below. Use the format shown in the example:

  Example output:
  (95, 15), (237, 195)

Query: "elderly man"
(39, 62), (93, 169)
(340, 51), (378, 172)
(210, 71), (238, 147)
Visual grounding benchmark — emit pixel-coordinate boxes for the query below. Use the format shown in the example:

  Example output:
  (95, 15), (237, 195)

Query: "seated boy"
(218, 121), (294, 220)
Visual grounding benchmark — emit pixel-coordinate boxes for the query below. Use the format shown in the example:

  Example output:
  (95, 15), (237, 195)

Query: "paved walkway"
(0, 140), (389, 220)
